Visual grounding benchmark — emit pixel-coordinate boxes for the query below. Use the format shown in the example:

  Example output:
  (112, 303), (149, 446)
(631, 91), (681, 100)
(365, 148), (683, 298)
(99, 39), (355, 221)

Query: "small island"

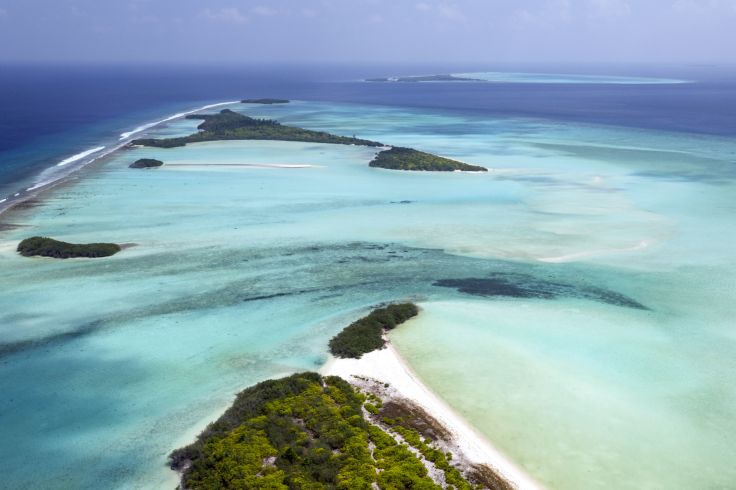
(329, 303), (419, 358)
(171, 372), (499, 490)
(171, 302), (510, 490)
(132, 109), (383, 148)
(241, 98), (290, 104)
(370, 147), (487, 172)
(129, 158), (163, 169)
(366, 74), (483, 83)
(17, 236), (121, 259)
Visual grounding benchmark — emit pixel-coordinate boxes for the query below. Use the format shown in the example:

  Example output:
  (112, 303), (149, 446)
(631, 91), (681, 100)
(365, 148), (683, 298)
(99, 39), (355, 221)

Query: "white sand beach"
(321, 341), (545, 490)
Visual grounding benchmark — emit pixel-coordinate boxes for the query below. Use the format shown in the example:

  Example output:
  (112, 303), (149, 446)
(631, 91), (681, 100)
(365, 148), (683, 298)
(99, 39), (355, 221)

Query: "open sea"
(1, 63), (735, 489)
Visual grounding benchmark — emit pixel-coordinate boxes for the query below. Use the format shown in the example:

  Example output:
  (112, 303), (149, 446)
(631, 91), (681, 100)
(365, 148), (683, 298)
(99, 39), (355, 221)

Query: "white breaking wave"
(27, 143), (127, 193)
(1, 100), (238, 210)
(56, 146), (106, 167)
(118, 101), (239, 140)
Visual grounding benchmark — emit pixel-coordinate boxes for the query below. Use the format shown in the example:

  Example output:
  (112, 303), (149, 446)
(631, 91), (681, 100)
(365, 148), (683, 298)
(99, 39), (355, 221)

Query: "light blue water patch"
(453, 71), (689, 84)
(392, 299), (736, 490)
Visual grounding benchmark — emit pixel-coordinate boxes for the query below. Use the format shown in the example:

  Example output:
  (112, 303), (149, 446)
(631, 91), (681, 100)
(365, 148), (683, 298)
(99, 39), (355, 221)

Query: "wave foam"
(56, 146), (106, 167)
(118, 101), (238, 140)
(1, 100), (239, 213)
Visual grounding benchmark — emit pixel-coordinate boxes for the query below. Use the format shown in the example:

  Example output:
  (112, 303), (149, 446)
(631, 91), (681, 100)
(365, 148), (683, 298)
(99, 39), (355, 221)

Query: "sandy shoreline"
(321, 341), (545, 490)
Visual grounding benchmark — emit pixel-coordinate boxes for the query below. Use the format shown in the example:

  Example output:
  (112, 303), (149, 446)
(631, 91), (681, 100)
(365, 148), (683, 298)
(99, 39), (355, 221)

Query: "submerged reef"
(241, 98), (290, 104)
(370, 147), (487, 172)
(328, 303), (419, 358)
(170, 372), (493, 490)
(434, 274), (647, 309)
(132, 109), (383, 148)
(17, 236), (121, 259)
(129, 158), (163, 169)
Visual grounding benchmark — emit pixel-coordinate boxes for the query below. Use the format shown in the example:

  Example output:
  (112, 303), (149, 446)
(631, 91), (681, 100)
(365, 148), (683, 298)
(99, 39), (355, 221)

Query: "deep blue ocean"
(1, 63), (736, 199)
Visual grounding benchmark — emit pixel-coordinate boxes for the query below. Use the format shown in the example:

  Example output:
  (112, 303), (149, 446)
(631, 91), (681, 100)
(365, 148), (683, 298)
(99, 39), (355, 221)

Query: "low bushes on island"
(328, 303), (419, 359)
(133, 109), (383, 148)
(132, 109), (488, 173)
(370, 146), (487, 172)
(171, 372), (484, 490)
(129, 158), (163, 169)
(17, 236), (121, 259)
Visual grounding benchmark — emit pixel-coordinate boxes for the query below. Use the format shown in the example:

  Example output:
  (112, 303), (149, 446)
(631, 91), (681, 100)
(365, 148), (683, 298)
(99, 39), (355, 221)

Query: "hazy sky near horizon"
(0, 0), (734, 64)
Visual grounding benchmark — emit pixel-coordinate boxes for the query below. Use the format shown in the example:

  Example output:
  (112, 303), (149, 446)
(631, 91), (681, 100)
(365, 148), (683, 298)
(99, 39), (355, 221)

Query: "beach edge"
(320, 339), (545, 490)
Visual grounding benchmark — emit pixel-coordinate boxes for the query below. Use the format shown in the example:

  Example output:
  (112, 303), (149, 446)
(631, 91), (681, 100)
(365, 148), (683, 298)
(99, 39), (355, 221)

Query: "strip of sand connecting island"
(321, 342), (545, 490)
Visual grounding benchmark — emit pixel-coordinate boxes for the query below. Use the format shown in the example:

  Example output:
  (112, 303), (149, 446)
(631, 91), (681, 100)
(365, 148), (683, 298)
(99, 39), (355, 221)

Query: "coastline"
(0, 100), (239, 220)
(321, 340), (545, 490)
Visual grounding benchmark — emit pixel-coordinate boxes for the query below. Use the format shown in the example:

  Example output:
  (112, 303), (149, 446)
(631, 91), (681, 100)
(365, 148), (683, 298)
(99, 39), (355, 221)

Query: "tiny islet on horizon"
(0, 93), (735, 490)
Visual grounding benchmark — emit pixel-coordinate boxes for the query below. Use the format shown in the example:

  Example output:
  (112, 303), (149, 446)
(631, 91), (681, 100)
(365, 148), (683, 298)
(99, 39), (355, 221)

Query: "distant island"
(241, 98), (290, 104)
(132, 109), (487, 172)
(132, 109), (383, 148)
(129, 158), (163, 169)
(17, 236), (121, 259)
(366, 74), (482, 83)
(371, 147), (487, 172)
(171, 303), (509, 490)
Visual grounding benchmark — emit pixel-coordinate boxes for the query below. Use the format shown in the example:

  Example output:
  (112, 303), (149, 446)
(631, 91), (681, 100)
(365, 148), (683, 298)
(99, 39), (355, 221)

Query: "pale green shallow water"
(0, 101), (734, 489)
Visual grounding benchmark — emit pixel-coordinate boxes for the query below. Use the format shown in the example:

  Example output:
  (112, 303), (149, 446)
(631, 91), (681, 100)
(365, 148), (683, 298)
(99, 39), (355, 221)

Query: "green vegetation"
(241, 98), (290, 104)
(328, 303), (419, 359)
(132, 109), (488, 173)
(17, 236), (121, 259)
(129, 158), (163, 169)
(169, 305), (511, 489)
(375, 400), (513, 490)
(133, 109), (383, 148)
(370, 147), (487, 172)
(171, 372), (482, 489)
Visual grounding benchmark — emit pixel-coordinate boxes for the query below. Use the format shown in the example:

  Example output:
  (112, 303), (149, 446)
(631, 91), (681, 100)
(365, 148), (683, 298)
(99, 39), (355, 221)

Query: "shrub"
(328, 303), (419, 359)
(370, 146), (487, 172)
(17, 236), (121, 259)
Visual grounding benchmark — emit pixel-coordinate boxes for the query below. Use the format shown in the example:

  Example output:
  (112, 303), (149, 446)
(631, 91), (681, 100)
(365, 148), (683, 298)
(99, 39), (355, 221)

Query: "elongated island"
(133, 109), (487, 172)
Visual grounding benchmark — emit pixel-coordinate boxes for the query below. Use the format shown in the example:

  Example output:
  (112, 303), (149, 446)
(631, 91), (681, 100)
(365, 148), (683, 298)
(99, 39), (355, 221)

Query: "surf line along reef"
(171, 303), (513, 490)
(132, 108), (487, 172)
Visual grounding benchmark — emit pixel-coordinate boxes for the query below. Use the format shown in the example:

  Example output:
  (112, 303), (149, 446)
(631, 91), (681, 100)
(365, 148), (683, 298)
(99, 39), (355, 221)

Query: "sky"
(0, 0), (734, 64)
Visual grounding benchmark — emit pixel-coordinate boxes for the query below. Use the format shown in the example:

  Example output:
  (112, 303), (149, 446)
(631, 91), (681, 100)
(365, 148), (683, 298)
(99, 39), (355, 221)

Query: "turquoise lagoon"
(0, 100), (735, 489)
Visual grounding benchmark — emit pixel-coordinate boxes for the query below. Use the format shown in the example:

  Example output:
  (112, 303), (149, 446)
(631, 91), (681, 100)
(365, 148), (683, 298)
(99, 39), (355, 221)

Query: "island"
(132, 109), (488, 172)
(129, 158), (163, 169)
(366, 74), (483, 83)
(241, 98), (290, 104)
(370, 147), (487, 172)
(328, 303), (419, 358)
(171, 303), (511, 490)
(17, 236), (121, 259)
(132, 109), (383, 148)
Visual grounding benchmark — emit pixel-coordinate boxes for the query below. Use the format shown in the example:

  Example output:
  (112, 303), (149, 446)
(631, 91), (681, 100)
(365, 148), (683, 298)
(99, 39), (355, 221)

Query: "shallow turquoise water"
(452, 71), (688, 84)
(1, 100), (734, 489)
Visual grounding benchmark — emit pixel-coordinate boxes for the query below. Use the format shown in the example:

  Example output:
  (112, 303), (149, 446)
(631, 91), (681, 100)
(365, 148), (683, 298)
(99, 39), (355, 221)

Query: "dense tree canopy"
(17, 236), (121, 259)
